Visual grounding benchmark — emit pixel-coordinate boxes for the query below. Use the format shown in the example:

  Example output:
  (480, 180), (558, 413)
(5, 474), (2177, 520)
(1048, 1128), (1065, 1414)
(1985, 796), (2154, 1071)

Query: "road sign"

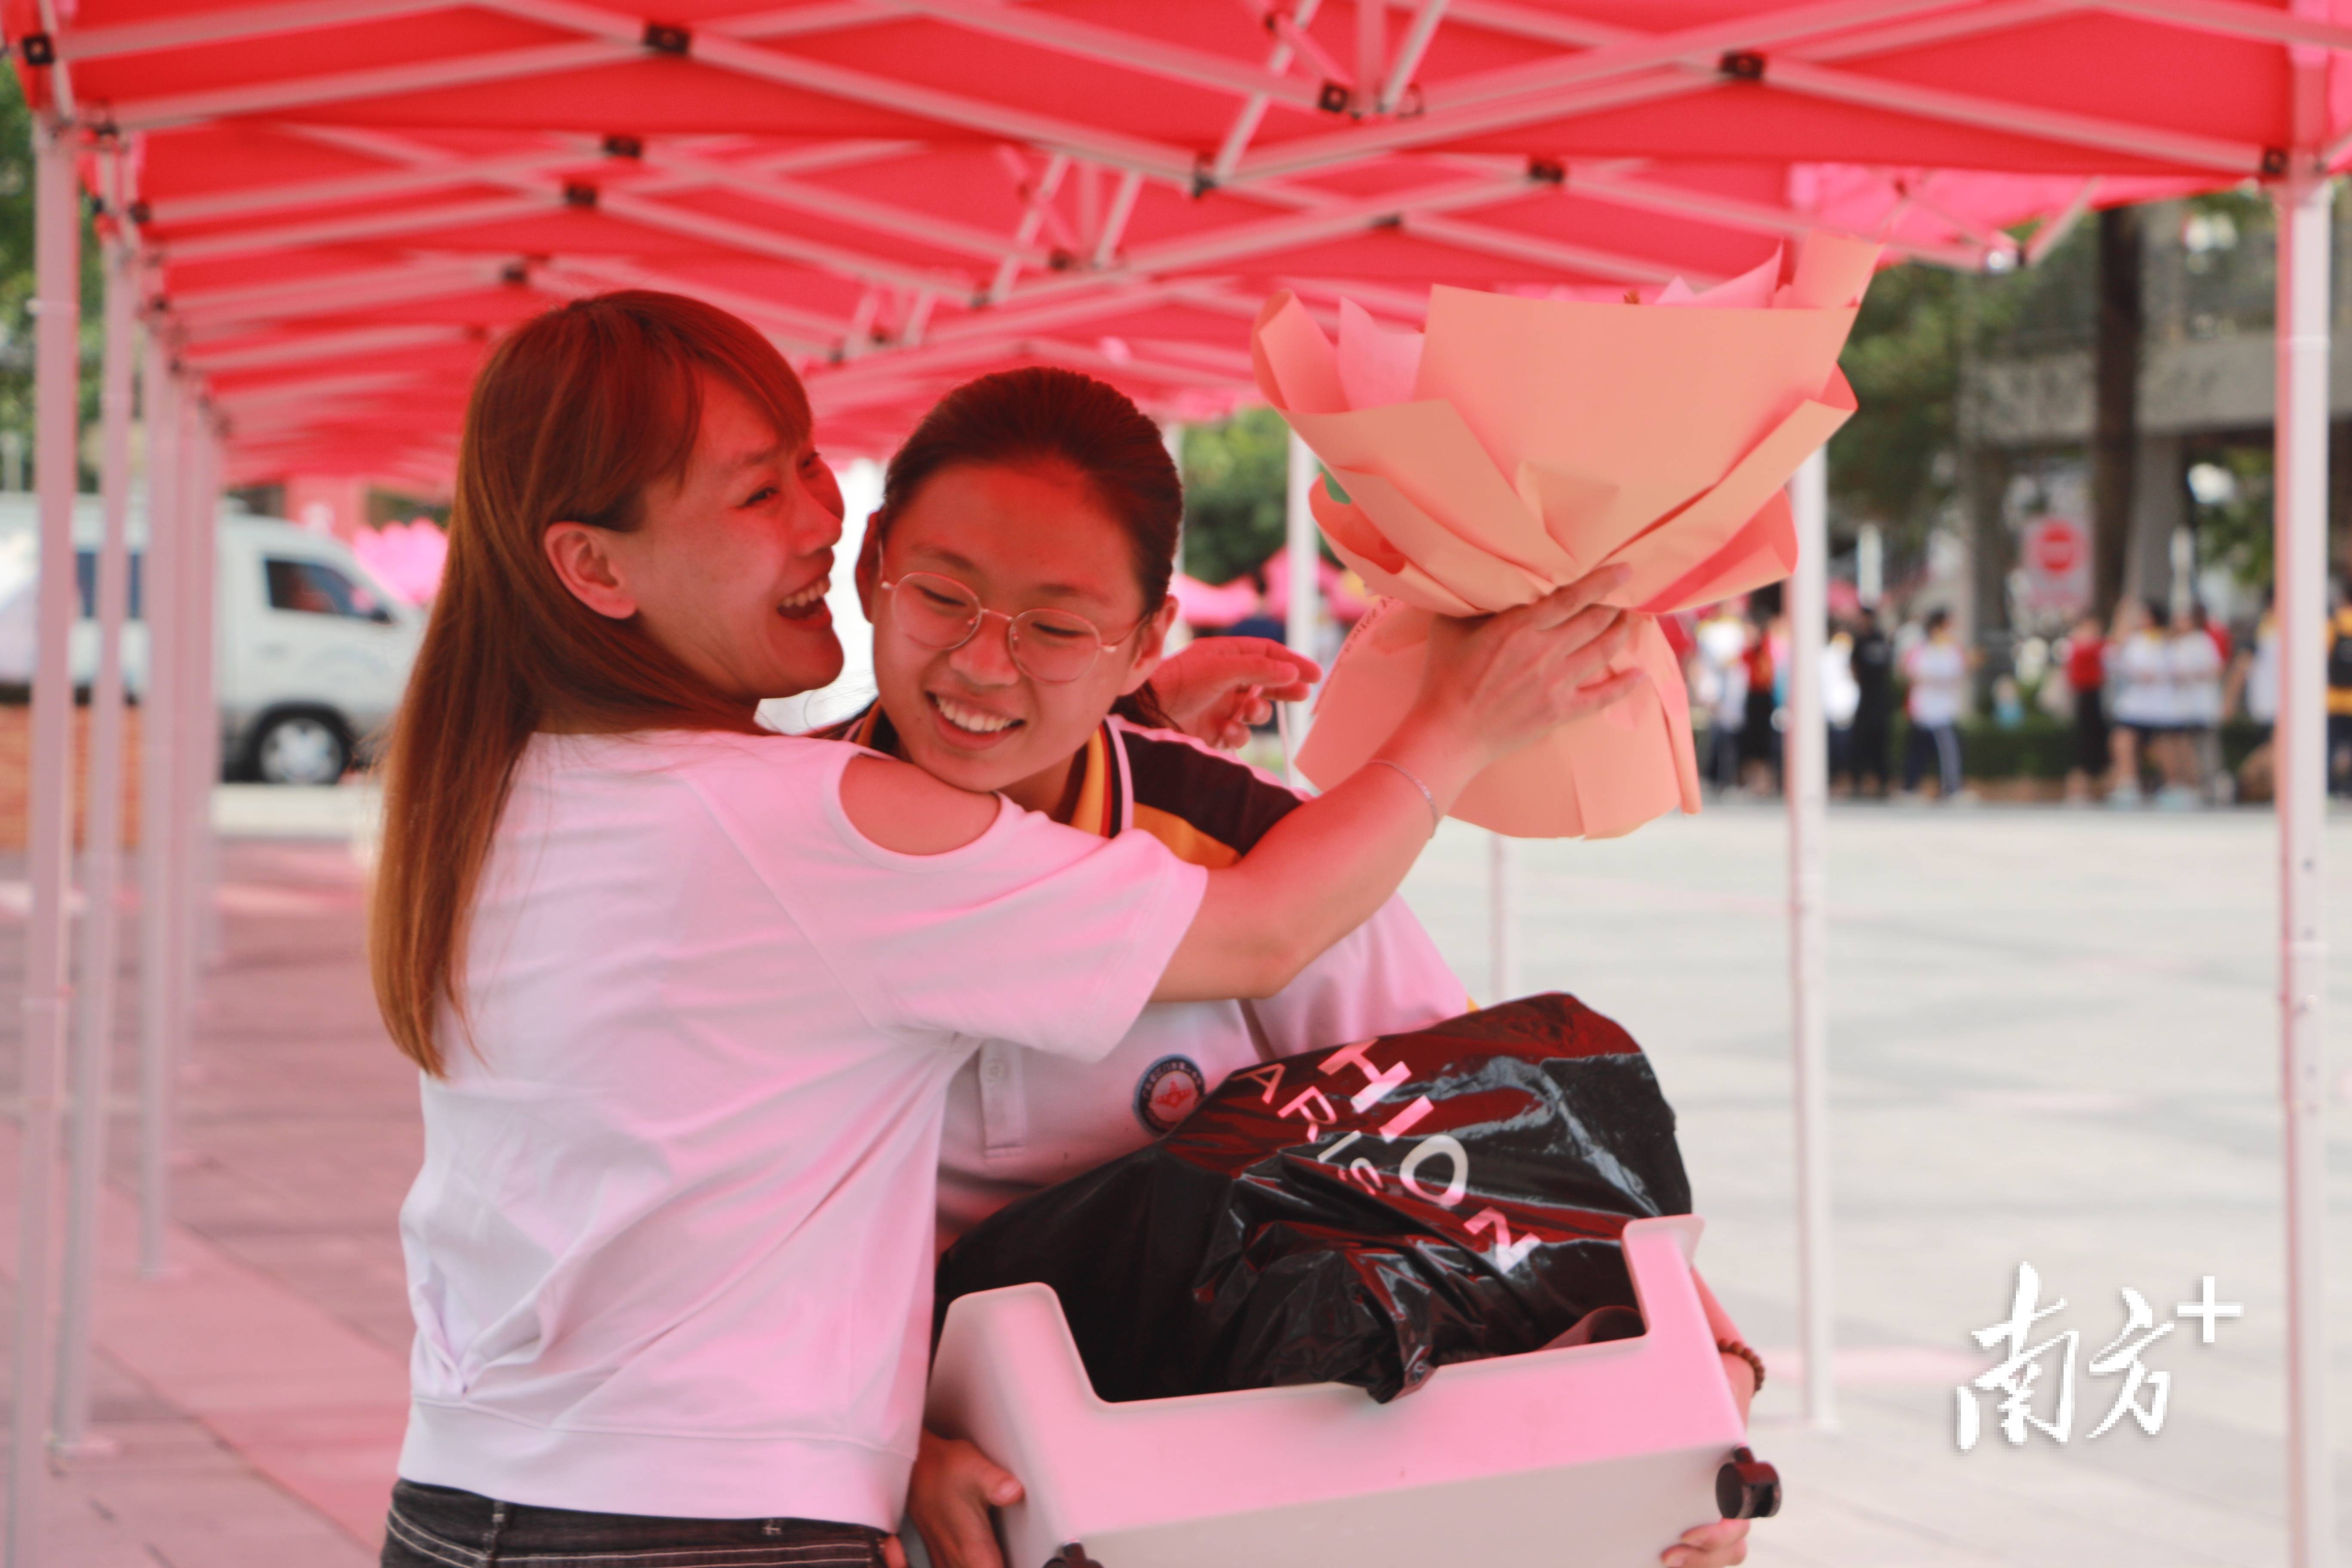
(2018, 516), (2092, 620)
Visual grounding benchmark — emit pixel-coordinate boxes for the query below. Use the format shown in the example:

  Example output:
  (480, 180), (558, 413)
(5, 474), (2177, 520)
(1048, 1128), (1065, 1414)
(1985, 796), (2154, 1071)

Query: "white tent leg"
(1487, 832), (1513, 1002)
(1283, 429), (1318, 784)
(2271, 172), (2335, 1568)
(9, 114), (82, 1568)
(54, 217), (139, 1457)
(1786, 448), (1835, 1430)
(138, 364), (181, 1278)
(161, 391), (207, 1262)
(186, 422), (220, 974)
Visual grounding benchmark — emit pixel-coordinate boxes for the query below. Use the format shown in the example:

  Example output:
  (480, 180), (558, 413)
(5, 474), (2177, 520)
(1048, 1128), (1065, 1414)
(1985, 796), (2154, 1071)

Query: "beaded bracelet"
(1717, 1338), (1767, 1394)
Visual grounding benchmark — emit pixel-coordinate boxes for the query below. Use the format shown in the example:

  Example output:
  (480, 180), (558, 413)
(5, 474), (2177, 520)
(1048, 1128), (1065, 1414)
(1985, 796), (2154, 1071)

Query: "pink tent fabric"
(350, 517), (452, 603)
(1177, 554), (1373, 630)
(1264, 551), (1372, 623)
(8, 0), (2333, 485)
(1170, 570), (1266, 628)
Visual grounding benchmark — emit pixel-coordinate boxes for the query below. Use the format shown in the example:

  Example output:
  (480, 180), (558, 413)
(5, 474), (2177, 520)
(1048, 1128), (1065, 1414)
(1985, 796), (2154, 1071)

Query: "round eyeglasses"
(878, 570), (1151, 684)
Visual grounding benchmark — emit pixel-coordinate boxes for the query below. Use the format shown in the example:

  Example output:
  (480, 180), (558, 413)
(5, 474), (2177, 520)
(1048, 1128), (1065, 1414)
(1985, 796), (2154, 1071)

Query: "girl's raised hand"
(1148, 636), (1321, 749)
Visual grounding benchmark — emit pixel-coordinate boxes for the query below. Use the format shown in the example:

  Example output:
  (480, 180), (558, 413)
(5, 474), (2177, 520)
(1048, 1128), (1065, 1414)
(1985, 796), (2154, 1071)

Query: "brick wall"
(0, 703), (144, 850)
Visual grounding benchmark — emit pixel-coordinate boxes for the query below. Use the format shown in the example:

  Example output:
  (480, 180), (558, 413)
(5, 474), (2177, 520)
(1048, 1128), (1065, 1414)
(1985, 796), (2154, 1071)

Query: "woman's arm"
(1660, 1270), (1759, 1568)
(1155, 571), (1638, 1002)
(840, 567), (1640, 1000)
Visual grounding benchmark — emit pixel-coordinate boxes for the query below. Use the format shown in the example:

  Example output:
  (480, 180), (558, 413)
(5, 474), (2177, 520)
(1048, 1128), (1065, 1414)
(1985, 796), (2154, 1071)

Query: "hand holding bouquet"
(1258, 233), (1880, 837)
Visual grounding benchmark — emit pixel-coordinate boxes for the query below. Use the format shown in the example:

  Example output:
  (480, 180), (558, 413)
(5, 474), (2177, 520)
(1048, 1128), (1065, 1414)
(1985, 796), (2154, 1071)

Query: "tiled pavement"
(0, 788), (2348, 1565)
(1402, 802), (2352, 1566)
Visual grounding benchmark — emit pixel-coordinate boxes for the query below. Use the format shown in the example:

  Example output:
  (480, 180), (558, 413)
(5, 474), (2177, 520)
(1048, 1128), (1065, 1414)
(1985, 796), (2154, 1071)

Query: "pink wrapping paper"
(1258, 232), (1878, 839)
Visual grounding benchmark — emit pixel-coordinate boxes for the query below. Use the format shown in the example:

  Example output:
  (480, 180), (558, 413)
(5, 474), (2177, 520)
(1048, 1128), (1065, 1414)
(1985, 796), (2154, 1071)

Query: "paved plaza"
(1, 787), (2349, 1565)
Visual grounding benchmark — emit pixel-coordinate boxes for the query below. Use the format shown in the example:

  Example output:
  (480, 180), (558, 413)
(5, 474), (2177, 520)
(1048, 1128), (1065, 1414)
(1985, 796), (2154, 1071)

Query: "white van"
(0, 496), (426, 784)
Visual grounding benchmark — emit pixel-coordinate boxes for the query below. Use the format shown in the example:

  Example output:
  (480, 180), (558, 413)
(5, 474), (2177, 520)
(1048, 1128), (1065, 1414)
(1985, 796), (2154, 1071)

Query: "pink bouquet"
(1255, 233), (1880, 838)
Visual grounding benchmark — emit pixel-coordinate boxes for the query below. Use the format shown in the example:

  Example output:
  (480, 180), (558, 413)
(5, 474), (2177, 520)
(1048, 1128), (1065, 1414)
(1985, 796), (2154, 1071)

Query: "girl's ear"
(854, 521), (885, 622)
(1117, 597), (1184, 697)
(543, 522), (638, 620)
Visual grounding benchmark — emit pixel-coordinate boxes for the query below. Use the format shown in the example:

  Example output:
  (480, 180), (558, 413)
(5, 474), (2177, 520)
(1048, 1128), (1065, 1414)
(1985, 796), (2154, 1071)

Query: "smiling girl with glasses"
(811, 370), (1747, 1568)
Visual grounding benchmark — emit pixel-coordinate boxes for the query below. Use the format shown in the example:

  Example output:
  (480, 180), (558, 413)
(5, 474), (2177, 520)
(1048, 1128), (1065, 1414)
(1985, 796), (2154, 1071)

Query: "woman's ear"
(1117, 597), (1184, 697)
(853, 522), (885, 622)
(543, 522), (638, 620)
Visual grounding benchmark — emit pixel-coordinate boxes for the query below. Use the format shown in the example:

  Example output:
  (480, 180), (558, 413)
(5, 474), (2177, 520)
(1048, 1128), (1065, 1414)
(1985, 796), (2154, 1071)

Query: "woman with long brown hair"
(371, 290), (1642, 1568)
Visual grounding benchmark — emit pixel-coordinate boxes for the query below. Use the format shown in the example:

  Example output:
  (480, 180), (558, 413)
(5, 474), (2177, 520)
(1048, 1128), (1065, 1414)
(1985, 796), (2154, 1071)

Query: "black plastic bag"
(935, 993), (1691, 1403)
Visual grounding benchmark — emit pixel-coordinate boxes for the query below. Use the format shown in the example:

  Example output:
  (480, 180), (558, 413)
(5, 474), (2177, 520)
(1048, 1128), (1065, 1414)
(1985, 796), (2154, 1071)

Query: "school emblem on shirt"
(1135, 1055), (1208, 1133)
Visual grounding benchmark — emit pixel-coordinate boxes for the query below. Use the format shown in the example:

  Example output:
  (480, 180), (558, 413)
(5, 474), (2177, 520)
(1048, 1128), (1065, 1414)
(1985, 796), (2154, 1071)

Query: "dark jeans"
(382, 1479), (888, 1568)
(1847, 708), (1891, 794)
(2073, 688), (2108, 776)
(1705, 723), (1744, 789)
(1903, 721), (1963, 796)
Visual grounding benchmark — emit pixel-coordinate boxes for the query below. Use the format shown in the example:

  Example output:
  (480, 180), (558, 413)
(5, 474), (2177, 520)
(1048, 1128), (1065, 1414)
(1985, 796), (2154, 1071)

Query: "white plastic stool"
(926, 1215), (1765, 1568)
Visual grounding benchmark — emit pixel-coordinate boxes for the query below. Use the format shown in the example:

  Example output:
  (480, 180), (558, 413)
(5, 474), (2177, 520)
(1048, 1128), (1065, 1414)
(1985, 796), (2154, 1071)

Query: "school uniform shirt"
(822, 707), (1470, 1245)
(394, 730), (1206, 1528)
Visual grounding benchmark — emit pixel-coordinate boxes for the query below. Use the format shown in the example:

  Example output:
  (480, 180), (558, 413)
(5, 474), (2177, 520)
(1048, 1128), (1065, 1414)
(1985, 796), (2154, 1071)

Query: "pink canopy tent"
(1, 0), (2242, 481)
(5, 5), (2349, 1565)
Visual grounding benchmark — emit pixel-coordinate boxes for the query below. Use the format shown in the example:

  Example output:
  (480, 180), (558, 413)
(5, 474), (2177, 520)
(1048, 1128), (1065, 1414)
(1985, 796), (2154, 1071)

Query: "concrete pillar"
(2125, 435), (2187, 610)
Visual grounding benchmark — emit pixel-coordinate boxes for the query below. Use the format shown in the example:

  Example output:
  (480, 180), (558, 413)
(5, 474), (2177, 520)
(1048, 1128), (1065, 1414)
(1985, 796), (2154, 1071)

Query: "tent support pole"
(10, 113), (82, 1568)
(187, 421), (220, 977)
(1284, 429), (1319, 785)
(55, 211), (139, 1457)
(1787, 447), (1835, 1430)
(1487, 833), (1513, 1002)
(138, 363), (181, 1278)
(2271, 170), (2334, 1568)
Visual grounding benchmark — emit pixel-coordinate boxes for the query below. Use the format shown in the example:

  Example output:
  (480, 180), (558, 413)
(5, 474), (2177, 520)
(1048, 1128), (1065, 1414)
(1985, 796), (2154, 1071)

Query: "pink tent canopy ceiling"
(8, 0), (2336, 485)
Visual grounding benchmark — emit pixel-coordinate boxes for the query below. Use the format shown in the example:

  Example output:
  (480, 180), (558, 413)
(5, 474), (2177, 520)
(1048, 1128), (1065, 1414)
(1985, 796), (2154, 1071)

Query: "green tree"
(1829, 260), (1966, 550)
(1179, 406), (1290, 585)
(1827, 221), (2089, 572)
(0, 69), (110, 491)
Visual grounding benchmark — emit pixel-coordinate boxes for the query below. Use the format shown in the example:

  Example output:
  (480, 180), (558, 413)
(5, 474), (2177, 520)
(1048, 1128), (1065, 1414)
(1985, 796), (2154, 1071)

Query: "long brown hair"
(370, 291), (813, 1075)
(870, 366), (1181, 727)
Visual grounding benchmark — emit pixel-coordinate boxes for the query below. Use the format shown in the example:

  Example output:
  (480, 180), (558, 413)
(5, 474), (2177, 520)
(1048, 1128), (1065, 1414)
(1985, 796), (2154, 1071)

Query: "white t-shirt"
(1904, 638), (1968, 727)
(1694, 616), (1749, 729)
(395, 730), (1207, 1526)
(1822, 633), (1861, 729)
(2248, 621), (2279, 723)
(936, 719), (1467, 1243)
(2169, 629), (2224, 726)
(2110, 631), (2178, 727)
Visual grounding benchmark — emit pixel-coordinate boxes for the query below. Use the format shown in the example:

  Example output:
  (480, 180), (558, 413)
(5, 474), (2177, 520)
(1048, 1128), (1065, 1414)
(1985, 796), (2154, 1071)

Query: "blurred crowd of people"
(2058, 597), (2245, 807)
(1677, 581), (2352, 808)
(1685, 595), (1976, 802)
